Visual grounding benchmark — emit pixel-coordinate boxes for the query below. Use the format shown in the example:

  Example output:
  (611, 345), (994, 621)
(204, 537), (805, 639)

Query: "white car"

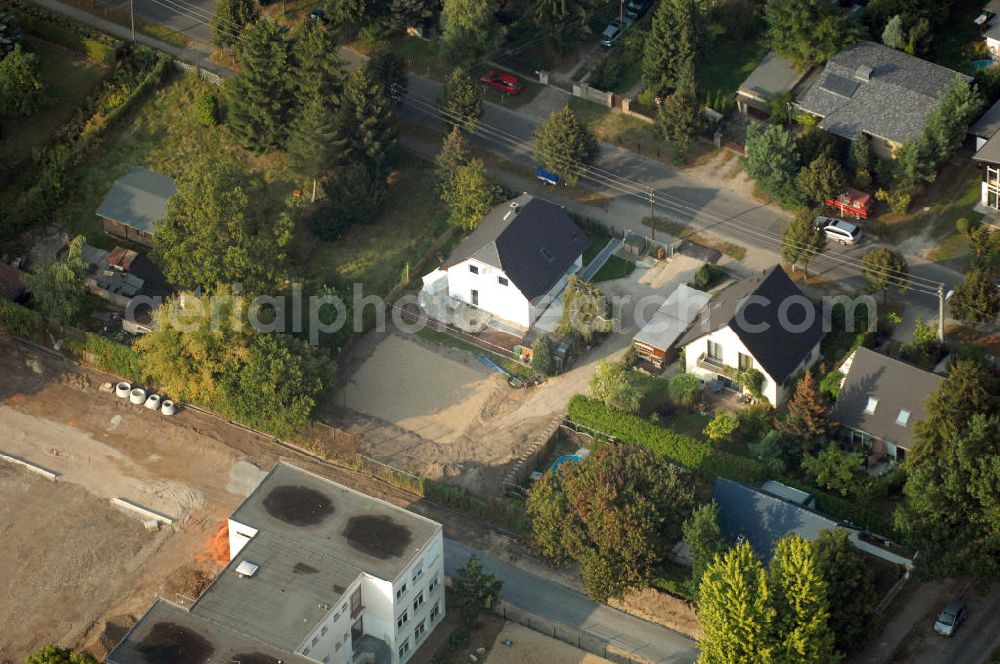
(814, 216), (863, 245)
(600, 17), (633, 47)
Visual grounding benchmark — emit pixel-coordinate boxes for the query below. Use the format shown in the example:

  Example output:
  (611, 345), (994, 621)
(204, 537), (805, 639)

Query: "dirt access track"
(0, 335), (536, 660)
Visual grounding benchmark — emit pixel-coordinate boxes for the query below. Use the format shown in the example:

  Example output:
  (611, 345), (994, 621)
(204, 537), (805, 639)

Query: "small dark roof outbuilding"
(829, 347), (944, 450)
(794, 41), (969, 145)
(675, 265), (824, 384)
(444, 193), (588, 301)
(712, 478), (839, 563)
(96, 167), (177, 236)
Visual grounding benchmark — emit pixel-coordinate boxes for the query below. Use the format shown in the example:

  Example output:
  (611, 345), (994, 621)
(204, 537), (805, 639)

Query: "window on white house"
(469, 265), (478, 274)
(398, 639), (410, 657)
(430, 602), (440, 621)
(396, 582), (407, 599)
(413, 591), (424, 612)
(498, 276), (508, 286)
(415, 619), (426, 641)
(397, 610), (408, 628)
(428, 575), (438, 594)
(412, 561), (423, 583)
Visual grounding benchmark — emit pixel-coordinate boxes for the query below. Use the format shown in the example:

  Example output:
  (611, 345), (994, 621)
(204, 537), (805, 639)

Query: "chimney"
(855, 65), (873, 82)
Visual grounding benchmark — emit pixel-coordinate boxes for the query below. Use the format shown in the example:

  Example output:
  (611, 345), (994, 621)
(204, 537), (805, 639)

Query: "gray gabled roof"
(675, 266), (824, 383)
(96, 166), (177, 235)
(970, 98), (1000, 139)
(633, 284), (710, 351)
(973, 130), (1000, 164)
(794, 41), (969, 144)
(712, 478), (839, 563)
(829, 347), (943, 450)
(738, 51), (805, 103)
(443, 194), (588, 301)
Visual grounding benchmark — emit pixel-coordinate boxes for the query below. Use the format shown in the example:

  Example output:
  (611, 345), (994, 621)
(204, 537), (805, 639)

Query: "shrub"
(69, 333), (145, 382)
(819, 370), (844, 399)
(667, 373), (701, 407)
(567, 395), (767, 484)
(193, 91), (220, 127)
(0, 299), (44, 342)
(531, 333), (554, 376)
(688, 263), (725, 291)
(955, 217), (971, 236)
(704, 411), (738, 442)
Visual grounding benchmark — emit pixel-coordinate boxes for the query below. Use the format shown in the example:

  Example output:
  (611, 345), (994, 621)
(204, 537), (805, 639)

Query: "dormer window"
(865, 398), (878, 415)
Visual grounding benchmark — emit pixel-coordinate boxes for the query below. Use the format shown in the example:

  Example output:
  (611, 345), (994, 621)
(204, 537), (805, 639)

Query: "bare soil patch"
(484, 621), (612, 664)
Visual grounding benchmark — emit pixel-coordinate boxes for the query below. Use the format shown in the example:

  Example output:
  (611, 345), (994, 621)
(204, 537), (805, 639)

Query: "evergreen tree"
(328, 162), (388, 227)
(25, 235), (87, 326)
(0, 44), (43, 117)
(797, 152), (845, 206)
(533, 105), (597, 186)
(777, 372), (828, 459)
(155, 157), (293, 293)
(948, 270), (1000, 327)
(656, 59), (701, 160)
(227, 20), (295, 152)
(923, 79), (983, 164)
(439, 66), (484, 132)
(912, 359), (993, 457)
(211, 0), (258, 49)
(388, 0), (435, 32)
(813, 530), (877, 655)
(968, 223), (1000, 273)
(286, 94), (339, 201)
(366, 41), (407, 104)
(0, 11), (23, 58)
(336, 67), (398, 181)
(881, 14), (905, 49)
(781, 209), (826, 276)
(682, 501), (726, 598)
(769, 536), (839, 664)
(435, 125), (469, 194)
(862, 248), (909, 304)
(642, 0), (702, 99)
(765, 0), (863, 67)
(440, 158), (498, 230)
(531, 0), (587, 50)
(847, 136), (872, 184)
(744, 121), (803, 207)
(292, 19), (344, 103)
(697, 541), (776, 664)
(531, 333), (554, 376)
(440, 0), (501, 65)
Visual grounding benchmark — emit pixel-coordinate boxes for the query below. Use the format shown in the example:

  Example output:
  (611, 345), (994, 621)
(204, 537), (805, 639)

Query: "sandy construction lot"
(484, 622), (611, 664)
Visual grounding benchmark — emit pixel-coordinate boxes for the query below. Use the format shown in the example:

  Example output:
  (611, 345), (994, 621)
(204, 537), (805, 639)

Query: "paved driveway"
(444, 539), (698, 664)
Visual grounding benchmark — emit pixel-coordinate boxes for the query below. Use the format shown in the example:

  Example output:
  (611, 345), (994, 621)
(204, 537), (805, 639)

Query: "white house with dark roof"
(108, 462), (445, 664)
(830, 347), (944, 464)
(675, 266), (824, 406)
(794, 41), (970, 159)
(422, 193), (588, 333)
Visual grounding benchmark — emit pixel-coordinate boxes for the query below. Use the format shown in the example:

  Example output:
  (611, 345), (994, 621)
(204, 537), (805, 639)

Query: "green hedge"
(0, 299), (45, 342)
(65, 332), (145, 382)
(422, 479), (530, 534)
(567, 395), (767, 484)
(14, 9), (120, 64)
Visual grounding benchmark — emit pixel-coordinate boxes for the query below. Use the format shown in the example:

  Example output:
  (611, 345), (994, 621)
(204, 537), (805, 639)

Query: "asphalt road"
(905, 584), (1000, 664)
(444, 539), (698, 664)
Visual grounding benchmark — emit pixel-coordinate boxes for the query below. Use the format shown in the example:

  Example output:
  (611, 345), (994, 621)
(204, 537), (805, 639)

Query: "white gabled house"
(675, 266), (825, 406)
(422, 193), (589, 333)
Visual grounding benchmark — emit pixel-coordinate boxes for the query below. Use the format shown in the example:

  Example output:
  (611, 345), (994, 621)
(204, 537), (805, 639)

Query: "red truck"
(825, 188), (873, 219)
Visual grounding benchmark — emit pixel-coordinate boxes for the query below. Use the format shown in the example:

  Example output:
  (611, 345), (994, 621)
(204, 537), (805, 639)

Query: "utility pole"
(129, 0), (136, 42)
(937, 283), (945, 343)
(620, 0), (624, 24)
(648, 187), (655, 241)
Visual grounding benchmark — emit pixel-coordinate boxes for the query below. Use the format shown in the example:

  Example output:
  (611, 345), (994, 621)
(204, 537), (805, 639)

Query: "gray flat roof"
(970, 98), (1000, 138)
(193, 530), (361, 651)
(738, 51), (804, 102)
(633, 284), (709, 351)
(231, 462), (441, 583)
(106, 599), (315, 664)
(96, 166), (176, 235)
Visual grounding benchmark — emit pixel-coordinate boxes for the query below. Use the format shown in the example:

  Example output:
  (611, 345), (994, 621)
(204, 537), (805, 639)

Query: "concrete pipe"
(160, 400), (176, 416)
(144, 394), (161, 410)
(115, 382), (131, 398)
(129, 388), (147, 405)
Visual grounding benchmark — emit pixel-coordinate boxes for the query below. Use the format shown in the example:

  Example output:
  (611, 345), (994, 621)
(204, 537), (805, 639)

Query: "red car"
(825, 187), (873, 219)
(480, 71), (524, 96)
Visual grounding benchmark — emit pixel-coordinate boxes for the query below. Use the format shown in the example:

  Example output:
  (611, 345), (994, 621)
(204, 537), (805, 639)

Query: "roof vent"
(865, 397), (878, 415)
(855, 65), (873, 81)
(235, 560), (260, 578)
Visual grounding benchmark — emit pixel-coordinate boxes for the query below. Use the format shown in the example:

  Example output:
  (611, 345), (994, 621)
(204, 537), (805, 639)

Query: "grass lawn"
(292, 158), (450, 297)
(698, 29), (769, 107)
(0, 40), (106, 182)
(591, 254), (636, 282)
(582, 226), (611, 264)
(663, 411), (711, 441)
(568, 97), (676, 163)
(42, 70), (288, 249)
(643, 216), (748, 261)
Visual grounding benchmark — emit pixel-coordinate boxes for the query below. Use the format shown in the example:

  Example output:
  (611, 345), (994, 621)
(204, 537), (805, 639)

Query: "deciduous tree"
(451, 554), (503, 628)
(797, 152), (845, 206)
(388, 0), (436, 32)
(527, 444), (695, 601)
(440, 158), (498, 230)
(802, 443), (862, 497)
(435, 125), (469, 194)
(813, 529), (877, 655)
(440, 0), (501, 65)
(764, 0), (863, 67)
(781, 209), (826, 276)
(227, 20), (295, 152)
(154, 157), (292, 293)
(704, 411), (738, 442)
(439, 66), (483, 132)
(862, 248), (909, 304)
(25, 234), (87, 326)
(968, 223), (1000, 273)
(668, 372), (701, 407)
(588, 360), (640, 413)
(533, 105), (597, 186)
(0, 44), (43, 117)
(881, 14), (905, 49)
(768, 535), (839, 664)
(556, 275), (611, 343)
(26, 645), (98, 664)
(683, 501), (726, 597)
(949, 270), (1000, 327)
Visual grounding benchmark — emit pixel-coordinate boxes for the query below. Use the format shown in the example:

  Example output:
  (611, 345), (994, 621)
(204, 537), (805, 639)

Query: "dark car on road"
(480, 71), (524, 96)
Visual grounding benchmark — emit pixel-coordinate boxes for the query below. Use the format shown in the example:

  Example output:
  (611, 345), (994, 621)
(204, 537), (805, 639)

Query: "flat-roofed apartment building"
(108, 462), (445, 664)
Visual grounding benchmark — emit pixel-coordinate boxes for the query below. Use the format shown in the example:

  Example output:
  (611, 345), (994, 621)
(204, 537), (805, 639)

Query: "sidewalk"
(27, 0), (233, 79)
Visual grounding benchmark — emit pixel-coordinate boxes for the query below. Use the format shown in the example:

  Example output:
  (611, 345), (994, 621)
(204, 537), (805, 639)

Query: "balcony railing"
(696, 353), (737, 379)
